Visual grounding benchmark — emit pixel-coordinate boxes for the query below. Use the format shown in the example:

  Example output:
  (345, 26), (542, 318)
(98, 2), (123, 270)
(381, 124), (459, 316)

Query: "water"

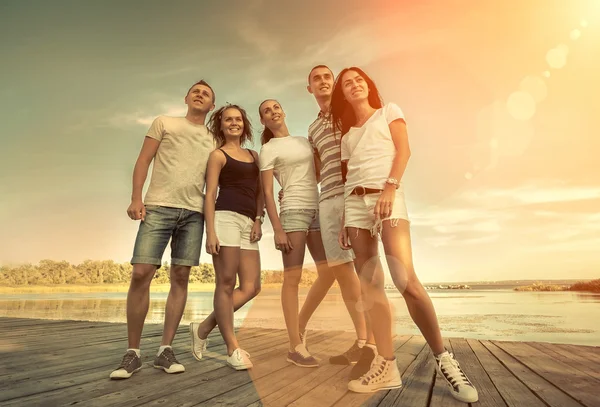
(1, 288), (599, 346)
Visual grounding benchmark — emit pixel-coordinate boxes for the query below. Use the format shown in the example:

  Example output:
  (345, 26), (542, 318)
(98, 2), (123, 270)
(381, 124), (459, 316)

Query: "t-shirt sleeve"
(146, 116), (165, 141)
(340, 137), (350, 162)
(385, 103), (406, 125)
(259, 144), (275, 171)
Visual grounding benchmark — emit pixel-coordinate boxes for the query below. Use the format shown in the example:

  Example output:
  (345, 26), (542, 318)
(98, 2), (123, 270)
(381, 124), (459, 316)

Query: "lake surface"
(1, 288), (599, 346)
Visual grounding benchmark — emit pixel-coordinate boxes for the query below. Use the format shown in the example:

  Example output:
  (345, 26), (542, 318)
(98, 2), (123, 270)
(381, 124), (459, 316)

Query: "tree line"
(0, 260), (320, 286)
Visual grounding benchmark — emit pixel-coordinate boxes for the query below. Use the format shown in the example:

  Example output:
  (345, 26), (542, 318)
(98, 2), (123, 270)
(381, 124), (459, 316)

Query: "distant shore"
(514, 279), (600, 293)
(0, 283), (287, 295)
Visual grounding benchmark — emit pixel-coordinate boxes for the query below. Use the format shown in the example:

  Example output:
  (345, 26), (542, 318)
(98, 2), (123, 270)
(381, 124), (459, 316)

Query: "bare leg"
(127, 264), (158, 348)
(349, 227), (394, 359)
(298, 231), (336, 334)
(197, 250), (261, 339)
(331, 261), (368, 340)
(212, 247), (240, 355)
(381, 220), (444, 354)
(281, 231), (308, 350)
(161, 265), (191, 346)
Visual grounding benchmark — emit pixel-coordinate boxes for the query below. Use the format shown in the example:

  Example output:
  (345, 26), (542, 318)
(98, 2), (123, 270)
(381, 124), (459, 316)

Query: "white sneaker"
(348, 355), (402, 393)
(227, 348), (253, 370)
(435, 351), (479, 403)
(189, 322), (209, 361)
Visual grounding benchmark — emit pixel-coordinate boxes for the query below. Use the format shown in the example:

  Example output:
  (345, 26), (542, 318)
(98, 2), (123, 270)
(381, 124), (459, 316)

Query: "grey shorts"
(131, 205), (204, 267)
(280, 209), (320, 233)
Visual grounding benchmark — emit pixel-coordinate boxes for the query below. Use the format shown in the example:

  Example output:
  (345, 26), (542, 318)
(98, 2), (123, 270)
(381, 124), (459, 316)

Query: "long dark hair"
(208, 104), (253, 147)
(258, 99), (280, 145)
(330, 67), (384, 137)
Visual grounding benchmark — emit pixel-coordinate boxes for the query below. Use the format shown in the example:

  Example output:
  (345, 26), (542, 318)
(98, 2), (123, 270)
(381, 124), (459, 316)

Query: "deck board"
(2, 317), (599, 407)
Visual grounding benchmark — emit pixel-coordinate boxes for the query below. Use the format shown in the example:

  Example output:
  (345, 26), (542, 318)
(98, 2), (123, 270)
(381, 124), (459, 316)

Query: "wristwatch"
(385, 177), (400, 188)
(255, 215), (264, 224)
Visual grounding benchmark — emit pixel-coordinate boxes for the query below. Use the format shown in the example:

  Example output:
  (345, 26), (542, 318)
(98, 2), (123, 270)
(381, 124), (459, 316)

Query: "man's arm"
(127, 137), (160, 221)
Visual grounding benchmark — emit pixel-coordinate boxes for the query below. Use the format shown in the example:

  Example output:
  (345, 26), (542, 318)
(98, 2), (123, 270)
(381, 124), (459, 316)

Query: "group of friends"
(108, 65), (479, 403)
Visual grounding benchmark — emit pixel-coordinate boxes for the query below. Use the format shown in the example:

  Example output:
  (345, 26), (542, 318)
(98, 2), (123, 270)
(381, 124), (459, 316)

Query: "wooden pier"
(1, 317), (599, 406)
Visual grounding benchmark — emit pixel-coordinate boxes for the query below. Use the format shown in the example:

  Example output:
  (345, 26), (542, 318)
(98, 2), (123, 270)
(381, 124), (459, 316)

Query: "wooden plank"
(113, 330), (340, 407)
(1, 328), (288, 406)
(429, 339), (466, 407)
(332, 335), (427, 407)
(378, 343), (435, 407)
(481, 341), (584, 407)
(283, 336), (412, 407)
(555, 344), (600, 366)
(197, 331), (354, 406)
(528, 342), (600, 381)
(468, 339), (545, 407)
(493, 340), (600, 407)
(450, 338), (507, 407)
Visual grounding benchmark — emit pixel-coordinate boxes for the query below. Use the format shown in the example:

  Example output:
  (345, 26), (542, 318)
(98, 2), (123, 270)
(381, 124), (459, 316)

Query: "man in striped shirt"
(306, 65), (376, 379)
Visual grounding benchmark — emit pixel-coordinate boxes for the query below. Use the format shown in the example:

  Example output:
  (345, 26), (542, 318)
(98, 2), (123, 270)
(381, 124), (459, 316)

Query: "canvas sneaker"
(226, 348), (253, 370)
(435, 351), (478, 403)
(109, 350), (142, 379)
(189, 322), (209, 361)
(153, 347), (185, 374)
(286, 343), (319, 367)
(330, 340), (363, 365)
(348, 355), (402, 393)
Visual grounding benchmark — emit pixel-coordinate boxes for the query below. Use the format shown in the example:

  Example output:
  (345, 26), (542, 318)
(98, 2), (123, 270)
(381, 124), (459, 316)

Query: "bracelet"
(385, 177), (400, 188)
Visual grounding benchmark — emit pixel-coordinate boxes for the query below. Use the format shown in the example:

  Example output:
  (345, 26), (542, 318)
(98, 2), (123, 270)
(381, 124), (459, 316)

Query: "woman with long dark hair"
(189, 104), (263, 371)
(331, 67), (478, 402)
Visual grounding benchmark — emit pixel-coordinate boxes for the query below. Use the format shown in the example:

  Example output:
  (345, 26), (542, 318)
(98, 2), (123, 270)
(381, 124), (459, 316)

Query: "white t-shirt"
(340, 103), (406, 197)
(259, 136), (319, 211)
(144, 116), (216, 213)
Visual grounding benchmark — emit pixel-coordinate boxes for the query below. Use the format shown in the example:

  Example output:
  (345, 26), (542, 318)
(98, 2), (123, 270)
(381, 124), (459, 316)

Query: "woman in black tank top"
(190, 104), (264, 370)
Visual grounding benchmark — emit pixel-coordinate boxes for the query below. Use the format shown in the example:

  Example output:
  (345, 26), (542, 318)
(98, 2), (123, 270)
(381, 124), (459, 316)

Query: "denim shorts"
(131, 205), (205, 267)
(280, 208), (320, 233)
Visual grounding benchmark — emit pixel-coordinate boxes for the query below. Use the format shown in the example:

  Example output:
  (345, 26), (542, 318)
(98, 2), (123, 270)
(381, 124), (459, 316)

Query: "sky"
(1, 0), (599, 282)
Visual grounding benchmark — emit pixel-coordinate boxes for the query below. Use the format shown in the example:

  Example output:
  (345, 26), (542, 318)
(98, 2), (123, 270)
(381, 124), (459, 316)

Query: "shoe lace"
(296, 344), (312, 359)
(438, 353), (471, 387)
(118, 351), (136, 369)
(360, 357), (386, 383)
(162, 348), (179, 364)
(236, 349), (251, 361)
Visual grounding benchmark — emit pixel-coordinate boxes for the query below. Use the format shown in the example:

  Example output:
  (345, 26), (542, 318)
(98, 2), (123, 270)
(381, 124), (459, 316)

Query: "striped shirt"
(308, 110), (345, 202)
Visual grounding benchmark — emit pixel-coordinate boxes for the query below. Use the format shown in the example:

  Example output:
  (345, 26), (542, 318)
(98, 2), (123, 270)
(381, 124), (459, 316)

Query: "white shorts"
(319, 194), (355, 267)
(214, 211), (259, 251)
(344, 188), (409, 236)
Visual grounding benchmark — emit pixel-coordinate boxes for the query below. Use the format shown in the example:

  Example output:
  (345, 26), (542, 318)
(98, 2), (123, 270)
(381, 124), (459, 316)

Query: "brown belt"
(350, 186), (383, 196)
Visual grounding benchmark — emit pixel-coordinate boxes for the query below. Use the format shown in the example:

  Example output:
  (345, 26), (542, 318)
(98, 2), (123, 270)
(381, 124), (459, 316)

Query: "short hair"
(187, 80), (215, 103)
(307, 65), (333, 84)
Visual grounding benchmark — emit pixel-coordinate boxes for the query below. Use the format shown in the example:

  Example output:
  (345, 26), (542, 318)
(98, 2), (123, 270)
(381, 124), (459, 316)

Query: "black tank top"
(215, 149), (259, 220)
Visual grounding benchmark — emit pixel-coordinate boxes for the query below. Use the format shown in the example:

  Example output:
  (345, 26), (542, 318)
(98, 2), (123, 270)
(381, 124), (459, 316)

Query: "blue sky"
(1, 0), (599, 282)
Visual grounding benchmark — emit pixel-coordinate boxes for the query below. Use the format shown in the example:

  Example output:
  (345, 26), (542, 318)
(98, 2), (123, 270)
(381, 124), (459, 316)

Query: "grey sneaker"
(110, 350), (142, 379)
(189, 322), (209, 361)
(286, 344), (318, 368)
(153, 347), (185, 374)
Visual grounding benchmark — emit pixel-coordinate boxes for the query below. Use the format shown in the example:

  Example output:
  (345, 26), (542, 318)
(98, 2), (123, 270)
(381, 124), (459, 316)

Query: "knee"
(170, 266), (190, 287)
(216, 275), (236, 294)
(131, 265), (155, 286)
(241, 283), (261, 299)
(283, 273), (302, 287)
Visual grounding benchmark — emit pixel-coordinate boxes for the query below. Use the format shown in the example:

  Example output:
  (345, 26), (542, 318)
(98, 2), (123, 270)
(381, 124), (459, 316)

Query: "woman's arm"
(205, 150), (226, 254)
(375, 119), (411, 218)
(261, 170), (293, 253)
(250, 150), (264, 242)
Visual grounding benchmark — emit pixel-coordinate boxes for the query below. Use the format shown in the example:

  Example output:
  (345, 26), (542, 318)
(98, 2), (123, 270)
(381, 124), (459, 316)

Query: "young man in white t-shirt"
(305, 65), (376, 379)
(109, 80), (216, 380)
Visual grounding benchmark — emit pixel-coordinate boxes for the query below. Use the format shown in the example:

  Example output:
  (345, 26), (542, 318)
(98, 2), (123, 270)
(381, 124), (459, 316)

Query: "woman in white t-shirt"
(330, 67), (478, 403)
(258, 99), (335, 368)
